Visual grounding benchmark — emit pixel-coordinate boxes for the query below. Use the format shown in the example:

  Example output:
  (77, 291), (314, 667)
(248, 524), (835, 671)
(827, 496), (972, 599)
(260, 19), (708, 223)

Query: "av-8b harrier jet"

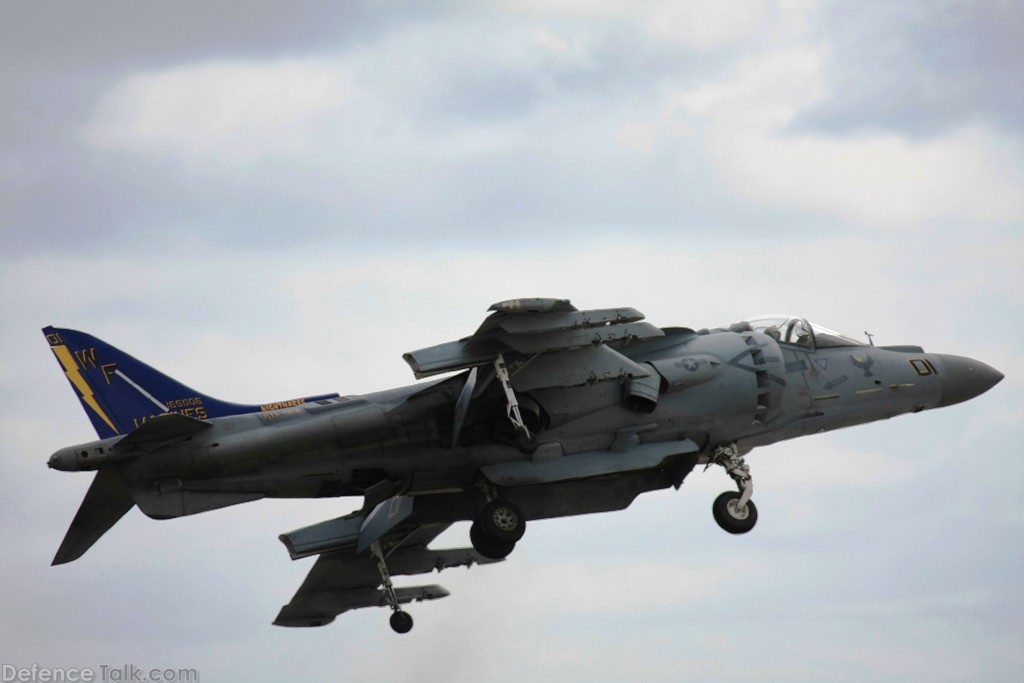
(44, 299), (1002, 633)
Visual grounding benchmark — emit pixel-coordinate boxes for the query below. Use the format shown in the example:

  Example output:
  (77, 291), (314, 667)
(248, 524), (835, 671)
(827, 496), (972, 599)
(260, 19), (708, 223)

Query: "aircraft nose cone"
(934, 354), (1004, 407)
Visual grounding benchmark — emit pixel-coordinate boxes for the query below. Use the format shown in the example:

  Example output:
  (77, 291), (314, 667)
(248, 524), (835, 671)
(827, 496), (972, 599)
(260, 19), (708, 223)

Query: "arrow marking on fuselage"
(726, 351), (787, 386)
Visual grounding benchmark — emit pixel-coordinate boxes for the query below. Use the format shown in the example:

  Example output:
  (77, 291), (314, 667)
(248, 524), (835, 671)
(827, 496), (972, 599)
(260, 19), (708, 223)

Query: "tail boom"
(44, 325), (339, 563)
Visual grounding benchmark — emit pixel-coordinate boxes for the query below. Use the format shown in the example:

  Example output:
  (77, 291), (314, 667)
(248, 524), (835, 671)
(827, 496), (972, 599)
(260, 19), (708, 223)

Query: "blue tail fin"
(43, 327), (339, 439)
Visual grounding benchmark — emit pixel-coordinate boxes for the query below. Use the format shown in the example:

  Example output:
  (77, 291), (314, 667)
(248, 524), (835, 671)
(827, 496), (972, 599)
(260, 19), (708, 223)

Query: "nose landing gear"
(708, 443), (758, 534)
(712, 490), (758, 534)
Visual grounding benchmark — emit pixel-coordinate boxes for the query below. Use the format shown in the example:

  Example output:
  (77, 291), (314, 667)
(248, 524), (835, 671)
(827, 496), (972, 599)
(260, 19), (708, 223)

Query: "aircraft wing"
(403, 297), (663, 380)
(402, 298), (672, 440)
(274, 511), (499, 627)
(277, 298), (689, 627)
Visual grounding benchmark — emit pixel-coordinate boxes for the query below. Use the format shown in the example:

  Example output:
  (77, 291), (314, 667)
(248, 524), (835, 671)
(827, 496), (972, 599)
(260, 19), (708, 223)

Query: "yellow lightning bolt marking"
(53, 345), (119, 434)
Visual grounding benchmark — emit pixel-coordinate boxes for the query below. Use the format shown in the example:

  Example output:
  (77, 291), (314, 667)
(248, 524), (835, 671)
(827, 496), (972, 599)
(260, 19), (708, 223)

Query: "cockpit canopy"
(736, 315), (866, 349)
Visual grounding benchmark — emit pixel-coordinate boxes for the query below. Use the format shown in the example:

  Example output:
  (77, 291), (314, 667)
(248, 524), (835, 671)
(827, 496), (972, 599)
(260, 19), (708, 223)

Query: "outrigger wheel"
(389, 610), (413, 634)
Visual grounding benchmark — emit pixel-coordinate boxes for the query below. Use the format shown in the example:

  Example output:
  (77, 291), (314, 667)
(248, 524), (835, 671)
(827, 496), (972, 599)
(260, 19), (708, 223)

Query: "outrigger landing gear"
(708, 443), (758, 534)
(370, 540), (413, 634)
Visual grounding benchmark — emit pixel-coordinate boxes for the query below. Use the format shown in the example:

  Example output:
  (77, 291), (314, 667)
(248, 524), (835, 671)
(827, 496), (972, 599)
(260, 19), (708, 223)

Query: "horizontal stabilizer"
(52, 467), (135, 565)
(115, 413), (212, 453)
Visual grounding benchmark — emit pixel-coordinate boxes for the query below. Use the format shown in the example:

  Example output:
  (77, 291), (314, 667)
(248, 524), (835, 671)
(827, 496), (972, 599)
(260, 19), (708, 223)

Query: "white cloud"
(638, 0), (767, 50)
(487, 558), (754, 616)
(673, 46), (828, 127)
(502, 0), (625, 18)
(78, 41), (541, 188)
(615, 45), (825, 154)
(753, 437), (917, 491)
(82, 59), (348, 164)
(532, 26), (570, 53)
(705, 124), (1024, 230)
(506, 0), (767, 49)
(663, 47), (1024, 230)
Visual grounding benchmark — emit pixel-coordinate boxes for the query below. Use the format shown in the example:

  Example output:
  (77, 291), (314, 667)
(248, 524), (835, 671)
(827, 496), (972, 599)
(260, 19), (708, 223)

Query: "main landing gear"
(470, 498), (526, 560)
(709, 443), (758, 534)
(463, 356), (532, 560)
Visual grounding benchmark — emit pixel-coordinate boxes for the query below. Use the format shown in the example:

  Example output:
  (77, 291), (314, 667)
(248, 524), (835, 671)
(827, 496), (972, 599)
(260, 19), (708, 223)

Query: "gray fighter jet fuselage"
(45, 300), (1003, 632)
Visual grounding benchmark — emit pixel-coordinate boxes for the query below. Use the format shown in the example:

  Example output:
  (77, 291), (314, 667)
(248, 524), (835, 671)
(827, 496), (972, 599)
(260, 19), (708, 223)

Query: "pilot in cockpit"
(790, 319), (811, 347)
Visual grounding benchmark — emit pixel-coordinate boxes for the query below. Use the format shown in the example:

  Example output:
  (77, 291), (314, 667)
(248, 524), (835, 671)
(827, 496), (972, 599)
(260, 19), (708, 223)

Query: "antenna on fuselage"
(864, 331), (875, 346)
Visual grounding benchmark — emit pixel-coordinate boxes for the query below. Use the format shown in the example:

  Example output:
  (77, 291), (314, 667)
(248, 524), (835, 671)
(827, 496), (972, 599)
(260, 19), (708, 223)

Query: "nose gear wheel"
(712, 491), (759, 534)
(707, 443), (757, 534)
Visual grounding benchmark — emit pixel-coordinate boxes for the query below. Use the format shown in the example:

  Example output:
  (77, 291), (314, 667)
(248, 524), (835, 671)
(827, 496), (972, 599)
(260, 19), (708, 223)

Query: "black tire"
(389, 610), (413, 634)
(712, 491), (758, 534)
(470, 521), (516, 560)
(477, 499), (526, 543)
(516, 430), (539, 453)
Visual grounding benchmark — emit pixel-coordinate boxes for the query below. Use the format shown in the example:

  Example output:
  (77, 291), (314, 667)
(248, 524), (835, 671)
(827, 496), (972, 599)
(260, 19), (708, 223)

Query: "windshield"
(745, 314), (865, 349)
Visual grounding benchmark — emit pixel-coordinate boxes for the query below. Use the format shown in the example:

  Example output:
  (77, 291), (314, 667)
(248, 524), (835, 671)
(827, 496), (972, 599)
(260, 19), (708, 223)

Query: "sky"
(1, 1), (1022, 681)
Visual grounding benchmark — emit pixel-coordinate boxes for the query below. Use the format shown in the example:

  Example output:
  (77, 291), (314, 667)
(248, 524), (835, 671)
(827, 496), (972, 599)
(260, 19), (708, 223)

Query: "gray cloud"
(792, 0), (1024, 138)
(0, 2), (798, 257)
